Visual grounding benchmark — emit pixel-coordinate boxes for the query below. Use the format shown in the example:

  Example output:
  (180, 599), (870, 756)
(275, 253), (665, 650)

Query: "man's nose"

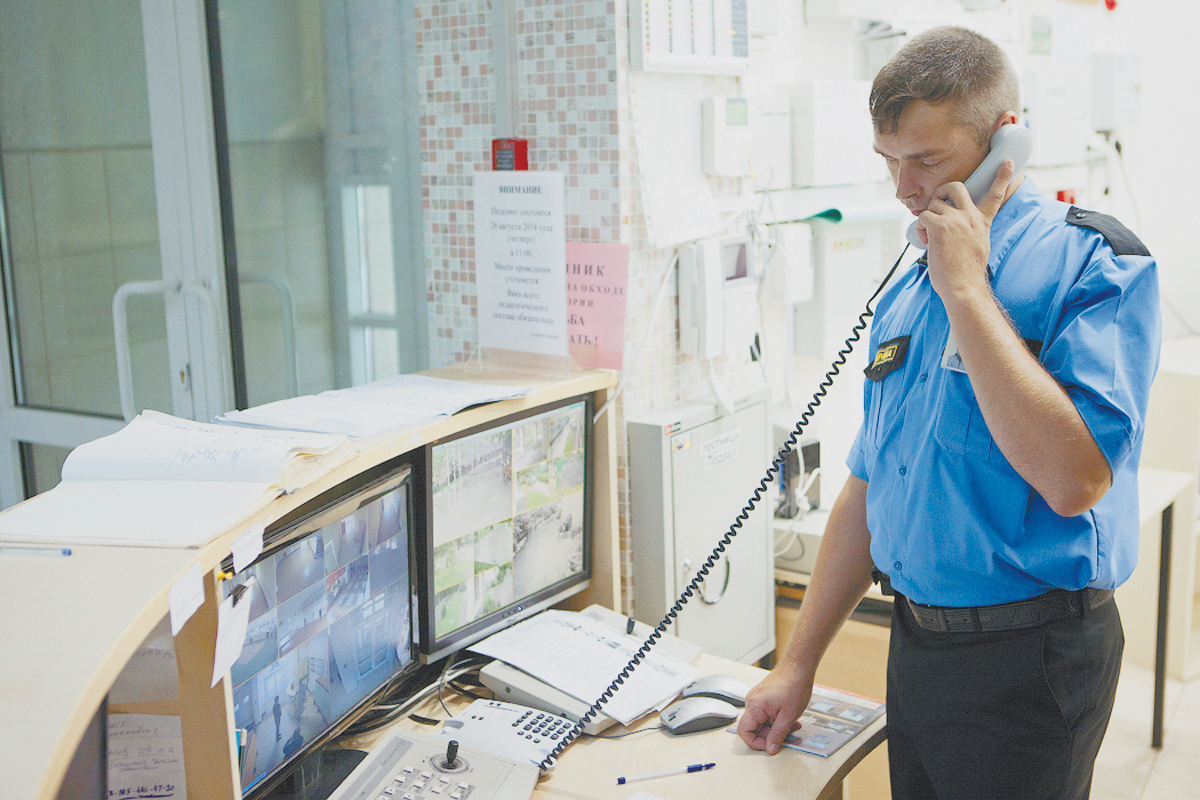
(895, 163), (921, 202)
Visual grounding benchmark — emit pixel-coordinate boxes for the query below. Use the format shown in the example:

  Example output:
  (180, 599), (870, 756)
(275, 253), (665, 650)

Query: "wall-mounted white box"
(788, 80), (886, 187)
(749, 95), (792, 190)
(1093, 52), (1142, 133)
(629, 0), (750, 75)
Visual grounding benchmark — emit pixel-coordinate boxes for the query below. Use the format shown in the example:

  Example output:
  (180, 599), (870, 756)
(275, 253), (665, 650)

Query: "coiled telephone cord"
(536, 242), (912, 773)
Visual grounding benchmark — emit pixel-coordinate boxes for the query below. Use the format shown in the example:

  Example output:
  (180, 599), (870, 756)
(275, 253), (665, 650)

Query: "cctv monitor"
(220, 460), (416, 799)
(411, 395), (592, 663)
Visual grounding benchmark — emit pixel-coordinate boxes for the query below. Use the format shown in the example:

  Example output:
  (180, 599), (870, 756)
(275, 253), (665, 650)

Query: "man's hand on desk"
(736, 669), (810, 755)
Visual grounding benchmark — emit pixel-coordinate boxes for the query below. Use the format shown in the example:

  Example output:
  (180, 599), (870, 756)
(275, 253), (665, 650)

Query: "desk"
(2, 364), (884, 800)
(0, 368), (620, 800)
(1122, 468), (1197, 748)
(348, 653), (886, 800)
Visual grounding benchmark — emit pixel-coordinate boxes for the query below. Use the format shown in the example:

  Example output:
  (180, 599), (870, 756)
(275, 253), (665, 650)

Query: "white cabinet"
(628, 395), (775, 663)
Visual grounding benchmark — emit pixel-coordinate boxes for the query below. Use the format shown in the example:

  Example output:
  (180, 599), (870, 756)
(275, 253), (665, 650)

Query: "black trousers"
(886, 592), (1123, 800)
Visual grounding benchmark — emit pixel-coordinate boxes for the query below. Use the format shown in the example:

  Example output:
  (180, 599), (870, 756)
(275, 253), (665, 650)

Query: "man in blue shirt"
(737, 27), (1159, 799)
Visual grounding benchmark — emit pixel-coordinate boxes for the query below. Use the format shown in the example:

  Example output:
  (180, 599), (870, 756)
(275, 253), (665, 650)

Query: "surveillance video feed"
(224, 480), (412, 792)
(431, 401), (586, 638)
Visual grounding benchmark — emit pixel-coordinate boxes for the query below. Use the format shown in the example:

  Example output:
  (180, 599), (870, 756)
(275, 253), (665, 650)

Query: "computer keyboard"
(325, 727), (539, 800)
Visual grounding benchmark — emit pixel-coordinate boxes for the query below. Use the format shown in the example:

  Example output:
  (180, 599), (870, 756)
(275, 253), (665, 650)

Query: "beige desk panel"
(0, 544), (199, 800)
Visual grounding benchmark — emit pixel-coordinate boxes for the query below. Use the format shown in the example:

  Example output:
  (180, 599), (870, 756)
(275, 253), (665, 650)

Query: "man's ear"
(992, 111), (1020, 134)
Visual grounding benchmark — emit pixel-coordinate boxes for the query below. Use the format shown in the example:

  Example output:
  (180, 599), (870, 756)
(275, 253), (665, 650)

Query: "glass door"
(0, 0), (232, 504)
(0, 0), (429, 508)
(207, 0), (426, 410)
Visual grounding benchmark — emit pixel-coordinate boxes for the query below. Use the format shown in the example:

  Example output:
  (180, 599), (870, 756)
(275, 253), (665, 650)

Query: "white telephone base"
(324, 727), (538, 800)
(478, 661), (618, 735)
(433, 699), (578, 772)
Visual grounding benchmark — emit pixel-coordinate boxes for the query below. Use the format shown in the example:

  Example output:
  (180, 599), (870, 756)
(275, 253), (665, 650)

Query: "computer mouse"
(660, 697), (740, 735)
(680, 674), (751, 707)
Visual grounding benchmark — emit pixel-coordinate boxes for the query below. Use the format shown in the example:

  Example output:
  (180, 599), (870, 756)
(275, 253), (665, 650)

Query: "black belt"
(901, 587), (1114, 633)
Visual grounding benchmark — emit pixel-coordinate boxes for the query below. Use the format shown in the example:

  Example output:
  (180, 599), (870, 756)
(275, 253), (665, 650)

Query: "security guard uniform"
(848, 178), (1160, 799)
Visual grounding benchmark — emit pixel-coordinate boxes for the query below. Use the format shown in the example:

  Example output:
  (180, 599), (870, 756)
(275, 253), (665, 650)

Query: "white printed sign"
(703, 428), (743, 470)
(474, 171), (568, 358)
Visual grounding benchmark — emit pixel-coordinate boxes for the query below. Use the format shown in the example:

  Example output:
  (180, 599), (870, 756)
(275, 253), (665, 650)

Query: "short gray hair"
(870, 26), (1020, 145)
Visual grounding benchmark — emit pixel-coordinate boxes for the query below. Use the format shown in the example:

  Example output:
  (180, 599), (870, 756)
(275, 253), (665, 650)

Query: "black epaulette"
(1065, 207), (1150, 257)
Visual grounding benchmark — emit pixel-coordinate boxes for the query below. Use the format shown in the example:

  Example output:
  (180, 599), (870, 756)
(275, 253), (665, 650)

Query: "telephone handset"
(906, 123), (1034, 249)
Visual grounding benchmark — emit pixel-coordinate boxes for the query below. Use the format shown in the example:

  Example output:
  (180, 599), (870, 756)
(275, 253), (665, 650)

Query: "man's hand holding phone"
(919, 159), (1016, 301)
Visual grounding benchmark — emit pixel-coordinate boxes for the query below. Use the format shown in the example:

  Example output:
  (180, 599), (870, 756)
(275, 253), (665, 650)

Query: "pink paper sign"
(566, 242), (629, 369)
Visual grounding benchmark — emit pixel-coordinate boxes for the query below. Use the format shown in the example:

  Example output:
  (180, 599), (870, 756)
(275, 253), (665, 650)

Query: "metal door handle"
(683, 556), (732, 605)
(112, 279), (232, 421)
(239, 273), (298, 398)
(113, 279), (175, 421)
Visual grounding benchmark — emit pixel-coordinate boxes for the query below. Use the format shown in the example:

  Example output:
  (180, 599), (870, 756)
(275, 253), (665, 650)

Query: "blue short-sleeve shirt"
(847, 180), (1161, 606)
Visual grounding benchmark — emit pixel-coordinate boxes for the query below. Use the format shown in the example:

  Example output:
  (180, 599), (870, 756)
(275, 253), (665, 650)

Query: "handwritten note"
(60, 410), (354, 492)
(107, 714), (186, 800)
(474, 171), (568, 359)
(168, 564), (204, 636)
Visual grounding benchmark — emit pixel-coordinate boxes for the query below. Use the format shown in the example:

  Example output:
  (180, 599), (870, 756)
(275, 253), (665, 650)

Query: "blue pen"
(617, 763), (715, 785)
(0, 545), (72, 557)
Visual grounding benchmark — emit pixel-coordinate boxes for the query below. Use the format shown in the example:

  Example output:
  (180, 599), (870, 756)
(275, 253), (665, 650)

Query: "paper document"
(469, 610), (702, 726)
(580, 604), (702, 665)
(62, 410), (356, 491)
(212, 585), (252, 686)
(0, 411), (355, 549)
(0, 479), (278, 549)
(107, 714), (187, 800)
(219, 374), (535, 439)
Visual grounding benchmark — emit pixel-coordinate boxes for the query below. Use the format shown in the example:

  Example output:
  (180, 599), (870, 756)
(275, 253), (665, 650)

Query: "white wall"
(615, 0), (1194, 535)
(1093, 1), (1200, 339)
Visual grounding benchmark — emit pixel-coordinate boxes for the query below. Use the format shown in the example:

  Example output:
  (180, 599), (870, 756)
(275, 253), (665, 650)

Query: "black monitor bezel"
(410, 393), (594, 664)
(221, 456), (419, 800)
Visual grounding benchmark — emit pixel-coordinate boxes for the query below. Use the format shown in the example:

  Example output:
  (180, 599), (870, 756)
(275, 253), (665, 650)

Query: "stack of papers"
(218, 374), (535, 439)
(0, 412), (356, 548)
(468, 610), (702, 726)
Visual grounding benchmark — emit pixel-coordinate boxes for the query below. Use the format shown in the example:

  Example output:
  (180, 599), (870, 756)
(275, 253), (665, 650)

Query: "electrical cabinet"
(628, 394), (775, 663)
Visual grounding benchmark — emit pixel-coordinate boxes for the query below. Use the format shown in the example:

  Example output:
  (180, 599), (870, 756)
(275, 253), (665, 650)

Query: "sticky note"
(231, 522), (264, 574)
(211, 588), (251, 687)
(167, 564), (205, 636)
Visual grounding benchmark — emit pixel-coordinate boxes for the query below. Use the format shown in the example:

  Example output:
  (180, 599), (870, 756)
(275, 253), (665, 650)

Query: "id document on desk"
(469, 610), (701, 726)
(781, 685), (885, 757)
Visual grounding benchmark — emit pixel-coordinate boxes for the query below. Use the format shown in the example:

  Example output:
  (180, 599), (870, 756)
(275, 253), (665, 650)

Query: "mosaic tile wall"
(418, 0), (620, 368)
(417, 0), (757, 614)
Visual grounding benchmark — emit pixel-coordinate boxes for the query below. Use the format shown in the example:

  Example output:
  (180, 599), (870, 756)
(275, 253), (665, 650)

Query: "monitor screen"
(222, 462), (415, 797)
(412, 395), (592, 662)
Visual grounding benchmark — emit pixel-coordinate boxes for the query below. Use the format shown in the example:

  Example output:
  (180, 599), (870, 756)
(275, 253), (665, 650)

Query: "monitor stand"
(262, 748), (367, 800)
